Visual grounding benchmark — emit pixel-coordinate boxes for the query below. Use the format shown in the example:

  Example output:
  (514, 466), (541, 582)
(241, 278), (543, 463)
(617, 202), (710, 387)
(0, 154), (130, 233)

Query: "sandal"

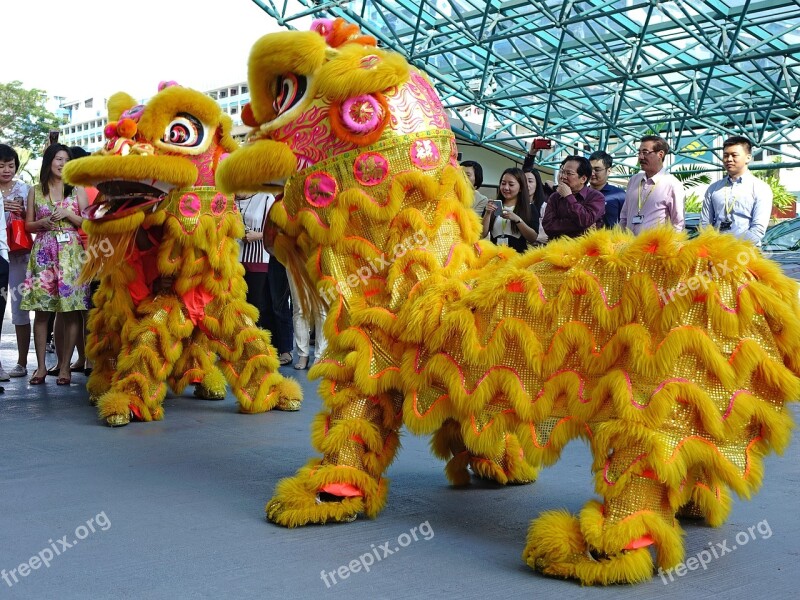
(47, 366), (60, 377)
(294, 356), (309, 370)
(278, 352), (293, 366)
(29, 374), (46, 385)
(70, 362), (86, 373)
(56, 376), (71, 386)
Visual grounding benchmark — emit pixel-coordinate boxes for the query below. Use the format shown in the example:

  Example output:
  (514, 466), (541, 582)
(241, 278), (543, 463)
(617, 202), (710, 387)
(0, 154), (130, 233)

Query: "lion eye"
(273, 73), (308, 116)
(163, 113), (205, 147)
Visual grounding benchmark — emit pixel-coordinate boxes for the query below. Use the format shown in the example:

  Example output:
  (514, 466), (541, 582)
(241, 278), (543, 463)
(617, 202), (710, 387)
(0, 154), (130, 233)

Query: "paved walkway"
(1, 323), (798, 599)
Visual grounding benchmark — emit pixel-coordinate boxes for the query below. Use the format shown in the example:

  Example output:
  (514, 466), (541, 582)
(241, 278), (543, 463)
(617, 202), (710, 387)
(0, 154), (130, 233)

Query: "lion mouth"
(85, 180), (171, 221)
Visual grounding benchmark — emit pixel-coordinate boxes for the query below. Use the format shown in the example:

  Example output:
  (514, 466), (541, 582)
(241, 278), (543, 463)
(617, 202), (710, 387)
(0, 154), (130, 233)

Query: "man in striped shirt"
(620, 135), (685, 235)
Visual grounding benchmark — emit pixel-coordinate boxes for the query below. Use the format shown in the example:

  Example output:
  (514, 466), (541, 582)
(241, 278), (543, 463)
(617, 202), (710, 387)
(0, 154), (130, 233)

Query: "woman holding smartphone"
(481, 167), (538, 252)
(21, 144), (90, 385)
(0, 144), (32, 380)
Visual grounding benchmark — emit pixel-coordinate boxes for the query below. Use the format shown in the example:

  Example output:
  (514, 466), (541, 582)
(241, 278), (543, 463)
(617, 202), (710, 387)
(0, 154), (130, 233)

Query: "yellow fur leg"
(430, 419), (471, 486)
(96, 390), (164, 424)
(676, 481), (732, 528)
(196, 368), (228, 400)
(266, 461), (389, 527)
(169, 331), (226, 397)
(469, 433), (538, 485)
(205, 302), (303, 413)
(523, 510), (656, 585)
(101, 296), (191, 422)
(274, 378), (304, 411)
(524, 468), (685, 585)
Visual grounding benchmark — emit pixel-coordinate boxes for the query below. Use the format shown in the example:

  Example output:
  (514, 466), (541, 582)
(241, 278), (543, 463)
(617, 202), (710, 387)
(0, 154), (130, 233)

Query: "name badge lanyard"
(50, 194), (71, 243)
(723, 179), (737, 219)
(637, 178), (658, 216)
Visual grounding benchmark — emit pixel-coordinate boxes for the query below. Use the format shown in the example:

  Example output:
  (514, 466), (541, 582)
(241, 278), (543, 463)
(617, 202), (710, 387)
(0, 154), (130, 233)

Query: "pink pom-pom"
(310, 18), (335, 39)
(158, 80), (180, 92)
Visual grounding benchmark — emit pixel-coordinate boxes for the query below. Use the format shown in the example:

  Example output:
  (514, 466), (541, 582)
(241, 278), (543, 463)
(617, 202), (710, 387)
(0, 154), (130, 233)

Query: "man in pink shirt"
(620, 135), (685, 234)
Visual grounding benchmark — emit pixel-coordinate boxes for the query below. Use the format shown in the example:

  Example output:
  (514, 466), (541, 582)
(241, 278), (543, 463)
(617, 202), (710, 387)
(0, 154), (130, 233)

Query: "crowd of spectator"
(462, 134), (773, 253)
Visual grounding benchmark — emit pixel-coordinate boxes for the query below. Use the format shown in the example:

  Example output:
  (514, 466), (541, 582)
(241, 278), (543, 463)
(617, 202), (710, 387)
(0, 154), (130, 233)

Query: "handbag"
(8, 218), (34, 253)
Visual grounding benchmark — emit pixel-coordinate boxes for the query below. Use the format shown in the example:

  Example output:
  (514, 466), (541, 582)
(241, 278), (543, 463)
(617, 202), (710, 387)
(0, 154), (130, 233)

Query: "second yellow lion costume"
(64, 82), (302, 426)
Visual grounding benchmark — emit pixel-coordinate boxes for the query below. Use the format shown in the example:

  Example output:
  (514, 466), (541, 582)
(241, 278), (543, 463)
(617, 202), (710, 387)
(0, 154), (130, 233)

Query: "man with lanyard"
(700, 136), (772, 245)
(619, 135), (685, 234)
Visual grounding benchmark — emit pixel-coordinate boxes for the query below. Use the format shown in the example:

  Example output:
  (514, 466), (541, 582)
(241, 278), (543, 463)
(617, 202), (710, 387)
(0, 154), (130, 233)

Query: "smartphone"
(48, 130), (60, 145)
(533, 138), (552, 150)
(493, 200), (503, 213)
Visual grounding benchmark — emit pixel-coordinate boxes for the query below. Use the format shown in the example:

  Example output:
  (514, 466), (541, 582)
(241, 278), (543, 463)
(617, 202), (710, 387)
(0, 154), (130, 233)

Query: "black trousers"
(266, 259), (293, 355)
(243, 269), (272, 332)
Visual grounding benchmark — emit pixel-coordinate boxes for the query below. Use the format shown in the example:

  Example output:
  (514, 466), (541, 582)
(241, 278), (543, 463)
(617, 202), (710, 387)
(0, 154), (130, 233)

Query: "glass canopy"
(250, 0), (800, 169)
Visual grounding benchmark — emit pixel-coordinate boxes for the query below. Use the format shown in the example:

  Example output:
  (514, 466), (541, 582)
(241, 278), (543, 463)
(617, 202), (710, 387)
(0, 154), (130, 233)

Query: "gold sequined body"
(219, 22), (800, 583)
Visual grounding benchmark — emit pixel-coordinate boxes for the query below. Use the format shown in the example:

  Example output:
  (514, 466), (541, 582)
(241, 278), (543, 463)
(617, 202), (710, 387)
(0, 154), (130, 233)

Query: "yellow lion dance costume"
(217, 20), (800, 585)
(64, 82), (302, 426)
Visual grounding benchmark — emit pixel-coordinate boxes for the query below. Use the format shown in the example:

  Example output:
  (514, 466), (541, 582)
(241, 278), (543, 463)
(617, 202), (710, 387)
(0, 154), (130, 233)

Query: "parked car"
(761, 216), (800, 281)
(685, 212), (700, 238)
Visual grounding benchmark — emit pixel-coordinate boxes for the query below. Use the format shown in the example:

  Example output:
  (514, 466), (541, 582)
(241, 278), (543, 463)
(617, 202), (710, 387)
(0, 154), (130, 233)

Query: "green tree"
(0, 80), (64, 155)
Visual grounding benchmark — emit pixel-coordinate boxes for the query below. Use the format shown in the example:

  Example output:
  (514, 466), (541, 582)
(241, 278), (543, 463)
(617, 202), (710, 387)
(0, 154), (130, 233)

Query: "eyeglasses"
(560, 170), (578, 177)
(637, 149), (660, 157)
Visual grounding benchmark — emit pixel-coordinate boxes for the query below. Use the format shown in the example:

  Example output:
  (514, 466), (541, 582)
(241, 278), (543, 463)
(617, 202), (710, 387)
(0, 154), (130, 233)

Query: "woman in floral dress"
(21, 144), (90, 385)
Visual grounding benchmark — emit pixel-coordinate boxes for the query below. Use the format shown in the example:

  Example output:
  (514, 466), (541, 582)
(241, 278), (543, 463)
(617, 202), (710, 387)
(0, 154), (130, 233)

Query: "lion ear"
(107, 92), (139, 121)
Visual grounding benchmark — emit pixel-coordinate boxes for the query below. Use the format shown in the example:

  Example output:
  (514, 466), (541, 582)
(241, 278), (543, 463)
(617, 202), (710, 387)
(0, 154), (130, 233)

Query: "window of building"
(230, 106), (238, 114)
(230, 88), (238, 96)
(241, 85), (248, 94)
(219, 90), (228, 98)
(85, 98), (93, 108)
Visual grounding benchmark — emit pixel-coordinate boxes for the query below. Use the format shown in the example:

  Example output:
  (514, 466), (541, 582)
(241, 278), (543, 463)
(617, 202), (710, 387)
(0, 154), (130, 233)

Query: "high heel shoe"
(294, 356), (309, 370)
(47, 366), (60, 377)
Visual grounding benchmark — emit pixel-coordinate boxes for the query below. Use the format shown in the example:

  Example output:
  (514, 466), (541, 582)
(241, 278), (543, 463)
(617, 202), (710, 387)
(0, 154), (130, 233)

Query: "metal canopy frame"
(250, 0), (800, 169)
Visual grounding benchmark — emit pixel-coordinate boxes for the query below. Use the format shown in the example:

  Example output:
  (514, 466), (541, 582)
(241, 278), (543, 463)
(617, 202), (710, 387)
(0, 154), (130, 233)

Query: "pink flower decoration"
(341, 95), (382, 133)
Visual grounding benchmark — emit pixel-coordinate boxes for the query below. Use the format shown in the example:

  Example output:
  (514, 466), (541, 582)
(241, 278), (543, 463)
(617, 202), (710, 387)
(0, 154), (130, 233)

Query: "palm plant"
(671, 166), (712, 213)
